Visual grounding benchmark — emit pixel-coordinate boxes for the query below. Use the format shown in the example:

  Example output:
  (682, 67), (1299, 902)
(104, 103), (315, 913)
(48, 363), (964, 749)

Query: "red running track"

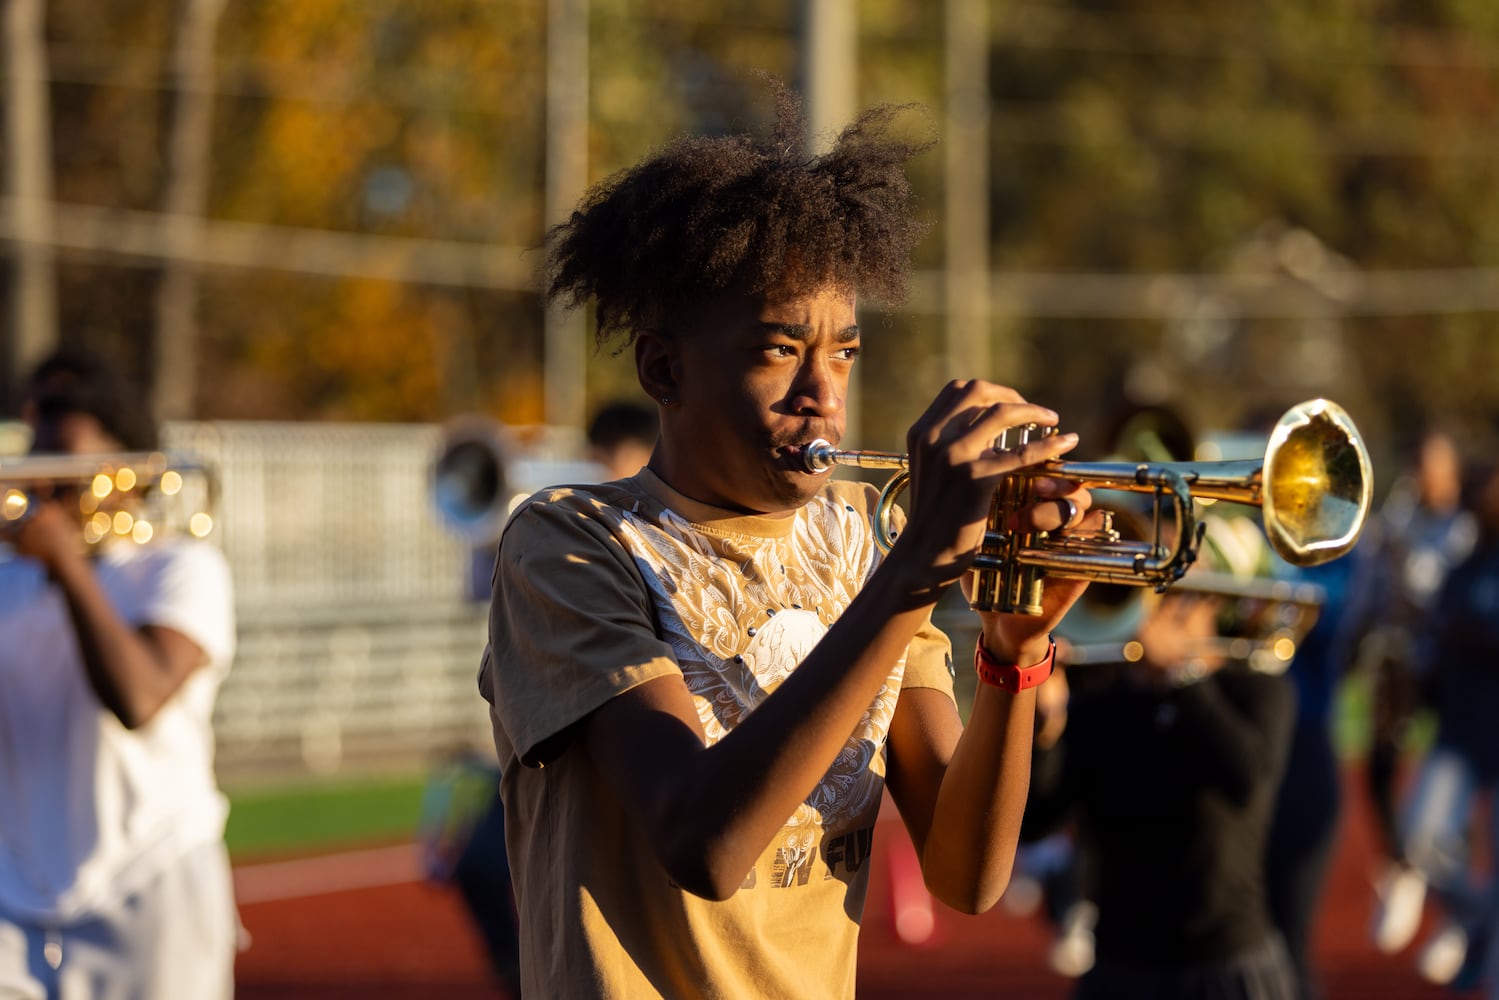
(234, 768), (1474, 1000)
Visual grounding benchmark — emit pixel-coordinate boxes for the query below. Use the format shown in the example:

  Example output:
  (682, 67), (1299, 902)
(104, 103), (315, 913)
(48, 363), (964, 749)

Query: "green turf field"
(222, 674), (1429, 864)
(224, 772), (430, 860)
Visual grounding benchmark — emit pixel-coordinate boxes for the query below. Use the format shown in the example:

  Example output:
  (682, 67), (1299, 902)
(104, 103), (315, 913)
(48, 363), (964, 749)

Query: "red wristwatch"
(974, 636), (1056, 693)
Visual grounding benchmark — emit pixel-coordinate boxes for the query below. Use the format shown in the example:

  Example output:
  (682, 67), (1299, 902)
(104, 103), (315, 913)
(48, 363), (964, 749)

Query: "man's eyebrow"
(758, 323), (861, 342)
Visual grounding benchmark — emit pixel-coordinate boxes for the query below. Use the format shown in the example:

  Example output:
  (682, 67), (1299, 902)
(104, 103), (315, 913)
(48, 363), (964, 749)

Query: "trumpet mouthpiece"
(802, 440), (838, 473)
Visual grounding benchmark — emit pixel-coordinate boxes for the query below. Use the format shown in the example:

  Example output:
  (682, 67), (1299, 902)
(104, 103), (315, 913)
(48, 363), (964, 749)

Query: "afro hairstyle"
(544, 76), (934, 349)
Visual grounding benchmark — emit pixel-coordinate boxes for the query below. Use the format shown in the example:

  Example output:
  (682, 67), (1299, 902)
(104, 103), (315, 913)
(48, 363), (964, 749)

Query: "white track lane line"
(233, 843), (424, 905)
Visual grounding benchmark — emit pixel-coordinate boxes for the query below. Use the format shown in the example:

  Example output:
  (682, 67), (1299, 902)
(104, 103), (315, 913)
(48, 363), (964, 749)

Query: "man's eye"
(836, 346), (862, 361)
(765, 345), (796, 358)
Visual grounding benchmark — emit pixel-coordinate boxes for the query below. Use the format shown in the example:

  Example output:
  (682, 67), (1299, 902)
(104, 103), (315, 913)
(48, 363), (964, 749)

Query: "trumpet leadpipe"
(802, 440), (907, 473)
(803, 423), (1055, 475)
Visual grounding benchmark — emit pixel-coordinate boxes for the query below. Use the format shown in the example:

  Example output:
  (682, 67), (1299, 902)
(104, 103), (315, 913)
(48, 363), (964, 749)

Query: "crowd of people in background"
(1356, 431), (1499, 995)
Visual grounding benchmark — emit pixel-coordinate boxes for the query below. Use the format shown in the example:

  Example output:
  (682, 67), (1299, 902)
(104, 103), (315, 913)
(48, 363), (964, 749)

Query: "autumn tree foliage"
(8, 0), (1499, 470)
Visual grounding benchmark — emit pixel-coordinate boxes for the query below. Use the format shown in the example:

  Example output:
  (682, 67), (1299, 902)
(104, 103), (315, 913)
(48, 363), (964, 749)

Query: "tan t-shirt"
(481, 468), (955, 1000)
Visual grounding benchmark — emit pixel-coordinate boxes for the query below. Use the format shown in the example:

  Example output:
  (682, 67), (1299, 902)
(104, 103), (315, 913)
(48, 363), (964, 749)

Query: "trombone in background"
(803, 398), (1373, 616)
(430, 419), (514, 548)
(1059, 569), (1327, 676)
(429, 416), (607, 548)
(0, 451), (218, 549)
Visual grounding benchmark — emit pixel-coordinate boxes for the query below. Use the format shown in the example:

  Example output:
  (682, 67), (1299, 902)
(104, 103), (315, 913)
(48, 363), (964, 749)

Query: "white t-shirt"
(0, 536), (236, 922)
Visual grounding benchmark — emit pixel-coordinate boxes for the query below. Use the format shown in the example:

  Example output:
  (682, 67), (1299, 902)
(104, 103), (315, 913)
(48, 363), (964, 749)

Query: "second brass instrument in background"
(1, 452), (217, 548)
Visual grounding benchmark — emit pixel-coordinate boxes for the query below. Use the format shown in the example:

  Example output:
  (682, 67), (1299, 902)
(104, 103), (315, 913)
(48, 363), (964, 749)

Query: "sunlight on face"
(654, 284), (859, 515)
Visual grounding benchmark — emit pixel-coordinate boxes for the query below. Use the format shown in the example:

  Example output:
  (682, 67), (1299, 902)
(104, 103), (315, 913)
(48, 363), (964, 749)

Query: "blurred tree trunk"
(152, 0), (226, 421)
(544, 0), (588, 432)
(943, 0), (990, 383)
(798, 0), (859, 440)
(3, 0), (56, 405)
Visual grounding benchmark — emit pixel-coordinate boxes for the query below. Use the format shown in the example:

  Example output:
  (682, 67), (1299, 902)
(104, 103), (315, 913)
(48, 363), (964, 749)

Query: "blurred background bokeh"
(9, 0), (1499, 450)
(3, 1), (1496, 997)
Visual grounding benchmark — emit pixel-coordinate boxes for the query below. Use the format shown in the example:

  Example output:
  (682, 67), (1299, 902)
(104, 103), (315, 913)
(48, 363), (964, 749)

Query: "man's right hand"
(4, 497), (82, 573)
(1135, 592), (1227, 678)
(896, 380), (1083, 587)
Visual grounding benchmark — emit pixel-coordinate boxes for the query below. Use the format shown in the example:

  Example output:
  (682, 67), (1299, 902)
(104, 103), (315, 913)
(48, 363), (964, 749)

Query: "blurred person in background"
(586, 400), (659, 480)
(1021, 655), (1103, 981)
(433, 398), (660, 997)
(0, 348), (239, 999)
(1023, 526), (1300, 1000)
(1356, 429), (1477, 957)
(1005, 400), (1202, 982)
(479, 78), (1100, 998)
(1373, 459), (1499, 993)
(1246, 402), (1377, 1000)
(1262, 544), (1368, 1000)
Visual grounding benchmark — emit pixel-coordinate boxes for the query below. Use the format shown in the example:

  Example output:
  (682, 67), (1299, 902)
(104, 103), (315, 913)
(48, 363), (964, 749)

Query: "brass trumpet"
(1, 451), (217, 546)
(803, 398), (1372, 616)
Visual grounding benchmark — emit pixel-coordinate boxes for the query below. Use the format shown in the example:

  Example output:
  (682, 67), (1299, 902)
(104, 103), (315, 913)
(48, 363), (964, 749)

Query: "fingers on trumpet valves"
(987, 428), (1080, 466)
(1042, 495), (1090, 531)
(1002, 489), (1092, 533)
(988, 421), (1052, 455)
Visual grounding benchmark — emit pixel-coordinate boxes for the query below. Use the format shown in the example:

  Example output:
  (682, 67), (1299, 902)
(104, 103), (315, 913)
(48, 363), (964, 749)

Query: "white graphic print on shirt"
(607, 492), (904, 847)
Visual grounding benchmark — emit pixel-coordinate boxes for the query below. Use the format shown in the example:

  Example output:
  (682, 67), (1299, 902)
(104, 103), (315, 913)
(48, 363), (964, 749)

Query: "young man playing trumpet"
(0, 349), (238, 999)
(479, 79), (1096, 998)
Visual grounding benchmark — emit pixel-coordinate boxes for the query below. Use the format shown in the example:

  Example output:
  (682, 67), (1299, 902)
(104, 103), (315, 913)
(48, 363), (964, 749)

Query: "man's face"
(656, 284), (859, 515)
(19, 410), (122, 523)
(28, 409), (119, 457)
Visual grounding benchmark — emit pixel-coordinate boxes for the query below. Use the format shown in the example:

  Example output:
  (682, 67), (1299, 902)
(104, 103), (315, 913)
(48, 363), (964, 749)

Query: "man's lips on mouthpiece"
(777, 442), (816, 471)
(780, 440), (840, 474)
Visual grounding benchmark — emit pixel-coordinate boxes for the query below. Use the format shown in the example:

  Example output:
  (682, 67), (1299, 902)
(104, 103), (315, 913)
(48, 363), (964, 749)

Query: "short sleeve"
(135, 540), (237, 672)
(485, 495), (681, 766)
(870, 493), (956, 702)
(900, 613), (955, 701)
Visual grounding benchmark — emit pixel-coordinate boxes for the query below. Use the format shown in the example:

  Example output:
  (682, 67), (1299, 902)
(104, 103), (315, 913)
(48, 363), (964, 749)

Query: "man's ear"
(634, 330), (679, 405)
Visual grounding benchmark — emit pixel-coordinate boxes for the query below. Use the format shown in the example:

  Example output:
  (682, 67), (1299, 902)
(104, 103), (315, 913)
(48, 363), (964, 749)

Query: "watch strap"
(974, 636), (1056, 693)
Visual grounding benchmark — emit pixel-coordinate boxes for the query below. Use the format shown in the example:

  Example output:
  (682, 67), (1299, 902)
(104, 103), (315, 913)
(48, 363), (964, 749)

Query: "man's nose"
(788, 357), (842, 416)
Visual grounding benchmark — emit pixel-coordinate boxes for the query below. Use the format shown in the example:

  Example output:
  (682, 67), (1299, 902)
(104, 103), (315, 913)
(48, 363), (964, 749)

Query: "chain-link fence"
(164, 419), (592, 782)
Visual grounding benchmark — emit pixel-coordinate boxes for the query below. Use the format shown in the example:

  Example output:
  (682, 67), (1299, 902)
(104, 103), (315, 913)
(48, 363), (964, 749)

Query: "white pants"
(0, 840), (238, 1000)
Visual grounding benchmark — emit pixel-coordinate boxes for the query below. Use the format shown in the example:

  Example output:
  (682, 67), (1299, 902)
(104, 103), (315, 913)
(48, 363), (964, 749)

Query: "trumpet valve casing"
(969, 423), (1051, 615)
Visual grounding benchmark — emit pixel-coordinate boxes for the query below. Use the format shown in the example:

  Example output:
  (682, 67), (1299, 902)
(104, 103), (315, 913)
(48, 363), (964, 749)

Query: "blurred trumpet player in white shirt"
(0, 348), (237, 1000)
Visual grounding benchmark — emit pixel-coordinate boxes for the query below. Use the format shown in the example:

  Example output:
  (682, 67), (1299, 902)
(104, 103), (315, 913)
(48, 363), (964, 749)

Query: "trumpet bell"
(1260, 399), (1373, 567)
